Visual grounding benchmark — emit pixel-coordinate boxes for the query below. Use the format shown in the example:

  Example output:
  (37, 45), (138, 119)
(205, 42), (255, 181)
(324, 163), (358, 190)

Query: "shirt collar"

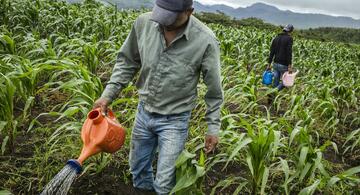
(182, 16), (192, 41)
(153, 16), (192, 41)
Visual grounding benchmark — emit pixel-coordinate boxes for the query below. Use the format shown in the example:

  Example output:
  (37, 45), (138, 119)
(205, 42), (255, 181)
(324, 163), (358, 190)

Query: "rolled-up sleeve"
(101, 20), (141, 102)
(201, 39), (224, 136)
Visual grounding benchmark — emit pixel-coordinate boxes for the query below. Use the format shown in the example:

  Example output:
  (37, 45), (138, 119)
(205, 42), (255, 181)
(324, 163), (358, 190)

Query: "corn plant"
(325, 166), (360, 194)
(0, 34), (15, 54)
(343, 128), (360, 154)
(171, 137), (206, 195)
(0, 74), (16, 154)
(242, 118), (281, 194)
(280, 124), (338, 194)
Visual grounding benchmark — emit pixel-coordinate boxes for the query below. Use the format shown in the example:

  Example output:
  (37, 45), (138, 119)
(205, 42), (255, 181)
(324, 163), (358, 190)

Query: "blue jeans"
(273, 63), (289, 91)
(129, 102), (191, 194)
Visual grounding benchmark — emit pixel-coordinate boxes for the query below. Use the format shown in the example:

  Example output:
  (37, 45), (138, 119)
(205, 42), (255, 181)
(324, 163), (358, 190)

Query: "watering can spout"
(77, 146), (101, 165)
(67, 159), (82, 174)
(75, 108), (126, 165)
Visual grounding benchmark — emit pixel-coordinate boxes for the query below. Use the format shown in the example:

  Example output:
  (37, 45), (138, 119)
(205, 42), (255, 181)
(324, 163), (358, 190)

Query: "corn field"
(1, 0), (360, 194)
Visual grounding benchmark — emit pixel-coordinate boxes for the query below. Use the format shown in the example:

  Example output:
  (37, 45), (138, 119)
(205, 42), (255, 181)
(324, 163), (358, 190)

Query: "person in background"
(93, 0), (223, 194)
(267, 24), (294, 91)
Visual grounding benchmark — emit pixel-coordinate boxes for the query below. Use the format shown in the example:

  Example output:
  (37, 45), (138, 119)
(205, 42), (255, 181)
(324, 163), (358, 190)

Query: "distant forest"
(195, 12), (360, 45)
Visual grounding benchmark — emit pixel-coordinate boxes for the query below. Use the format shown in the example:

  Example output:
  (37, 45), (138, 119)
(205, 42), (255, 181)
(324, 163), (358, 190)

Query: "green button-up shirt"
(101, 12), (223, 135)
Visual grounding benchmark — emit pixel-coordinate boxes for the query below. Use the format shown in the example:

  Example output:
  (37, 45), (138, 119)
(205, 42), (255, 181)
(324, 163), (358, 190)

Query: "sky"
(196, 0), (360, 19)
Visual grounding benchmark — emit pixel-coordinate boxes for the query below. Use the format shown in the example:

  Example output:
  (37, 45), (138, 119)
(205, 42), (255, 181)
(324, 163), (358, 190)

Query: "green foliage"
(1, 0), (360, 194)
(171, 149), (206, 194)
(299, 27), (360, 44)
(194, 12), (279, 32)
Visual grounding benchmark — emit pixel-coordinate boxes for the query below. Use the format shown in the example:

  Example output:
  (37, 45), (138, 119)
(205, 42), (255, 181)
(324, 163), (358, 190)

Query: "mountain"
(67, 0), (360, 29)
(193, 2), (360, 29)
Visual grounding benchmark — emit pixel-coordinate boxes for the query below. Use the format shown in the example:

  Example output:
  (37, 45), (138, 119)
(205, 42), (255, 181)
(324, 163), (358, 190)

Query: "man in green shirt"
(93, 0), (223, 193)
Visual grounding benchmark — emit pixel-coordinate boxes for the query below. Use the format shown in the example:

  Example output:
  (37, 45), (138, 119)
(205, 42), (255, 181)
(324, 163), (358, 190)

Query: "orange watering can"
(67, 108), (126, 173)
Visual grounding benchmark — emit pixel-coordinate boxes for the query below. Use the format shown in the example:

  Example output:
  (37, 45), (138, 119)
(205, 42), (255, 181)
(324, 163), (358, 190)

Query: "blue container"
(262, 70), (273, 85)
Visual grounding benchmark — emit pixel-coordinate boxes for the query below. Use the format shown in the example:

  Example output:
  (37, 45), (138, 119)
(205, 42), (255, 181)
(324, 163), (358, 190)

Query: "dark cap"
(283, 24), (294, 32)
(151, 0), (193, 26)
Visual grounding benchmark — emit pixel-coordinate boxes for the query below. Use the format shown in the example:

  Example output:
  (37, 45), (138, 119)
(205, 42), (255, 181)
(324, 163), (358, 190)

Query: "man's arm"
(268, 38), (276, 66)
(288, 37), (293, 69)
(101, 21), (141, 102)
(201, 39), (224, 137)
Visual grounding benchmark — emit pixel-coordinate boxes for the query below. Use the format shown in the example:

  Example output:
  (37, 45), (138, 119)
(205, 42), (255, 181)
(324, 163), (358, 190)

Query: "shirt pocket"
(167, 57), (196, 89)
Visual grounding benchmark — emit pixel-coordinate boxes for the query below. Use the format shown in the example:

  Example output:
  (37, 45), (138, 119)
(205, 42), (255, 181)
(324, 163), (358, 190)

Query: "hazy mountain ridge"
(67, 0), (360, 29)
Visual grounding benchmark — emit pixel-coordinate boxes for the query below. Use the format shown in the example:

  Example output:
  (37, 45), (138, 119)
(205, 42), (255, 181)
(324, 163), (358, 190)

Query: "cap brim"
(151, 4), (178, 26)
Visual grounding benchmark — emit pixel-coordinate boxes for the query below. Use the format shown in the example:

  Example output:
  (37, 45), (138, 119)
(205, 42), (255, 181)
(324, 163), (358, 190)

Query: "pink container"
(282, 70), (299, 87)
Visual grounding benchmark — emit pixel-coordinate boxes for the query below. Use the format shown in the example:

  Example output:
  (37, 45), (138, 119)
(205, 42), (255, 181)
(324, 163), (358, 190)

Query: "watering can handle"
(107, 110), (116, 120)
(92, 107), (116, 120)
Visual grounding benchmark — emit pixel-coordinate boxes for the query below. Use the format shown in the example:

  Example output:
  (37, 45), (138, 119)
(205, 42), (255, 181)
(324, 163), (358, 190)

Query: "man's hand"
(205, 135), (219, 154)
(266, 64), (272, 70)
(288, 64), (293, 73)
(93, 98), (110, 115)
